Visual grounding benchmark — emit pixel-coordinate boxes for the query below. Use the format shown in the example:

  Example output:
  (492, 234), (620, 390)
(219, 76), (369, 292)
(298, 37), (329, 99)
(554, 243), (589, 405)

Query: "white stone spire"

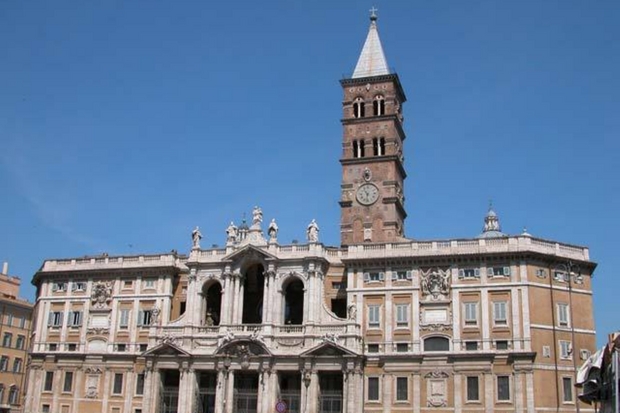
(352, 9), (390, 79)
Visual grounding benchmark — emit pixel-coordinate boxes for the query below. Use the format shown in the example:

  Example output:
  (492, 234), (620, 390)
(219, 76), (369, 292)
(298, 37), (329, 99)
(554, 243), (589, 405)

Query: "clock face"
(356, 183), (379, 206)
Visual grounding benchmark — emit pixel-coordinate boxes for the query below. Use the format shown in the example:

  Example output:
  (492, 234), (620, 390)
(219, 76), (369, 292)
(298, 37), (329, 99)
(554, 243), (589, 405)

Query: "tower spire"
(352, 9), (390, 78)
(477, 202), (507, 238)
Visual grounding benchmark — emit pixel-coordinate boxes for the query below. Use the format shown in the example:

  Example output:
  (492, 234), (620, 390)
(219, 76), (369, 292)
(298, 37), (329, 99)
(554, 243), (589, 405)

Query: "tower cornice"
(340, 74), (406, 103)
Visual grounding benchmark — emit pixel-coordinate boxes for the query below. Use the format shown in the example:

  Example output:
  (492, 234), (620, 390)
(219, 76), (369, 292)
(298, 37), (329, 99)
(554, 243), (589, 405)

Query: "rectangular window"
(396, 343), (408, 353)
(72, 282), (86, 291)
(6, 314), (13, 326)
(364, 271), (384, 282)
(137, 310), (153, 327)
(122, 280), (133, 289)
(493, 301), (508, 325)
(558, 303), (570, 326)
(396, 377), (408, 401)
(467, 376), (479, 401)
(63, 371), (73, 392)
(42, 405), (51, 413)
(15, 335), (25, 350)
(392, 270), (410, 281)
(0, 356), (8, 371)
(67, 343), (77, 351)
(139, 344), (148, 352)
(12, 358), (22, 373)
(69, 311), (83, 327)
(497, 376), (510, 401)
(49, 343), (58, 351)
(465, 341), (478, 351)
(19, 316), (26, 329)
(119, 309), (130, 329)
(47, 311), (63, 327)
(562, 377), (573, 402)
(459, 268), (480, 279)
(116, 343), (127, 352)
(488, 266), (511, 277)
(464, 302), (478, 326)
(560, 341), (572, 360)
(143, 278), (156, 289)
(44, 371), (54, 392)
(368, 377), (379, 401)
(2, 332), (12, 347)
(52, 282), (67, 292)
(368, 305), (380, 328)
(136, 373), (145, 395)
(113, 373), (124, 394)
(367, 344), (379, 353)
(554, 271), (568, 282)
(496, 340), (509, 350)
(395, 304), (409, 328)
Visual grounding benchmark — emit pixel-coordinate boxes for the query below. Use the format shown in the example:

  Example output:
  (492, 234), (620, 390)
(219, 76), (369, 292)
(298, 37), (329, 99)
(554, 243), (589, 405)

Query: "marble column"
(342, 370), (349, 413)
(231, 276), (239, 325)
(453, 373), (462, 413)
(307, 371), (318, 413)
(237, 277), (245, 324)
(413, 373), (421, 413)
(143, 367), (159, 413)
(214, 369), (227, 413)
(514, 372), (524, 413)
(225, 370), (235, 413)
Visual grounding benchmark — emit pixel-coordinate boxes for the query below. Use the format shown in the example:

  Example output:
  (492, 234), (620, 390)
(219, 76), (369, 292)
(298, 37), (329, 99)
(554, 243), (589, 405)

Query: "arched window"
(424, 336), (450, 352)
(353, 140), (359, 158)
(372, 138), (379, 156)
(283, 278), (304, 325)
(203, 283), (222, 326)
(359, 140), (365, 158)
(379, 137), (386, 156)
(373, 95), (385, 116)
(242, 264), (265, 324)
(353, 97), (365, 118)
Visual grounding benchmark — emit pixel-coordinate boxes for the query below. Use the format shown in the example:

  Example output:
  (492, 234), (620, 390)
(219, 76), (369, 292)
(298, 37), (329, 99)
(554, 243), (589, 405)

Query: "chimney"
(2, 262), (7, 275)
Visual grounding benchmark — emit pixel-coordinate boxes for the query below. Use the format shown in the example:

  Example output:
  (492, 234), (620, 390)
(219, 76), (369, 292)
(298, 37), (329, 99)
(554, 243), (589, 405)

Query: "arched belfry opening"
(283, 278), (304, 325)
(202, 282), (222, 326)
(242, 263), (264, 324)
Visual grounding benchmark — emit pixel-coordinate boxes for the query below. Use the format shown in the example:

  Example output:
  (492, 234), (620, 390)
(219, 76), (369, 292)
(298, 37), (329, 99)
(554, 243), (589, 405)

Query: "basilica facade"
(24, 13), (596, 413)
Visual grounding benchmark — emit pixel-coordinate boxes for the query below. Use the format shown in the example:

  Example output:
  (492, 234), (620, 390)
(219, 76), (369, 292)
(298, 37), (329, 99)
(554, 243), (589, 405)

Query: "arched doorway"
(242, 264), (264, 324)
(283, 278), (304, 325)
(203, 283), (222, 326)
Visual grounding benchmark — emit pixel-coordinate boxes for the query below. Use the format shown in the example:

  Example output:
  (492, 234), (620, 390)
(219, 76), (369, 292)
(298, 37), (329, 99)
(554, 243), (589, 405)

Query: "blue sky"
(0, 1), (618, 344)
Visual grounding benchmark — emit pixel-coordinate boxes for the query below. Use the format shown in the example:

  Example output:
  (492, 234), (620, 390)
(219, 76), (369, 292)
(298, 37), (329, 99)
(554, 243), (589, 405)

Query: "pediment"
(216, 339), (272, 357)
(301, 341), (358, 357)
(223, 245), (277, 263)
(143, 341), (191, 357)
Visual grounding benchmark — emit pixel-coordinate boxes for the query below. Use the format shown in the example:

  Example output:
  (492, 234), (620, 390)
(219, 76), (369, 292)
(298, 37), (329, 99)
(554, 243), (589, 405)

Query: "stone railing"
(40, 254), (180, 272)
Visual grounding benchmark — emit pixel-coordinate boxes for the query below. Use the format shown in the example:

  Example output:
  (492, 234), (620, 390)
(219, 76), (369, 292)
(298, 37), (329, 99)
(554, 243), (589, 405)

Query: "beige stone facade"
(23, 13), (597, 413)
(0, 265), (33, 413)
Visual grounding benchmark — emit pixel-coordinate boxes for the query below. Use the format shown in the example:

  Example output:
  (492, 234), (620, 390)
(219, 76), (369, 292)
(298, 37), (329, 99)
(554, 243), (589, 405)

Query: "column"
(231, 277), (239, 325)
(186, 271), (197, 325)
(225, 370), (235, 413)
(101, 369), (111, 413)
(514, 372), (524, 413)
(511, 287), (522, 350)
(383, 375), (392, 413)
(342, 371), (349, 413)
(261, 277), (270, 325)
(481, 290), (490, 350)
(237, 277), (245, 324)
(143, 368), (159, 413)
(413, 373), (421, 413)
(452, 288), (461, 350)
(454, 373), (462, 413)
(221, 275), (232, 325)
(214, 369), (226, 413)
(307, 371), (318, 413)
(525, 371), (535, 413)
(123, 370), (134, 413)
(484, 373), (493, 413)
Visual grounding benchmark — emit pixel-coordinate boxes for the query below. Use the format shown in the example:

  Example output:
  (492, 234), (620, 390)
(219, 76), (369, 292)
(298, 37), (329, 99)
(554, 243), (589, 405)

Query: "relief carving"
(420, 268), (450, 299)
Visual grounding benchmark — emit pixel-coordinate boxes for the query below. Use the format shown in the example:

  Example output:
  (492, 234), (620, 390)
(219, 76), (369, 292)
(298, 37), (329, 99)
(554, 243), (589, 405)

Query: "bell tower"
(339, 11), (407, 245)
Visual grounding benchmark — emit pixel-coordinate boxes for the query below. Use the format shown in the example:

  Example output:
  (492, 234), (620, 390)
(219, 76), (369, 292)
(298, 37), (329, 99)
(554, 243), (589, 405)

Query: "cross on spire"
(370, 6), (378, 21)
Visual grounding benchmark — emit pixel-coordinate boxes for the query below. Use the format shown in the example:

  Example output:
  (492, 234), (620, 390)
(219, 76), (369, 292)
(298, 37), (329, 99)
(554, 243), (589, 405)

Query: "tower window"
(372, 138), (379, 156)
(373, 95), (385, 116)
(354, 139), (365, 158)
(379, 137), (386, 155)
(353, 97), (365, 118)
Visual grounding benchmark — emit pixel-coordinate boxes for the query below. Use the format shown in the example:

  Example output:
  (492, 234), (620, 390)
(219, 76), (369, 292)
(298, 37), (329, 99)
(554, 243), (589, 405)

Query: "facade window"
(67, 343), (77, 351)
(52, 282), (67, 292)
(143, 278), (156, 289)
(496, 340), (509, 350)
(69, 311), (83, 327)
(47, 311), (63, 327)
(554, 271), (568, 282)
(465, 341), (478, 351)
(0, 356), (8, 371)
(49, 343), (58, 351)
(493, 301), (508, 325)
(44, 371), (54, 392)
(42, 405), (51, 413)
(464, 302), (478, 326)
(116, 343), (127, 352)
(137, 310), (153, 327)
(497, 376), (510, 401)
(353, 139), (366, 158)
(536, 268), (547, 278)
(459, 268), (480, 279)
(2, 332), (12, 347)
(373, 95), (385, 116)
(424, 336), (450, 352)
(396, 377), (408, 401)
(136, 373), (145, 395)
(113, 373), (124, 394)
(488, 266), (511, 277)
(396, 343), (408, 352)
(0, 384), (3, 403)
(15, 335), (25, 350)
(6, 314), (13, 326)
(559, 341), (572, 360)
(364, 271), (384, 282)
(368, 305), (380, 328)
(395, 304), (409, 328)
(72, 281), (86, 291)
(12, 358), (22, 373)
(367, 377), (379, 401)
(63, 371), (73, 392)
(119, 309), (131, 329)
(353, 97), (365, 118)
(367, 344), (379, 353)
(372, 137), (386, 156)
(8, 386), (18, 405)
(392, 270), (411, 281)
(123, 280), (134, 289)
(557, 303), (570, 326)
(562, 377), (573, 402)
(466, 376), (479, 401)
(139, 344), (148, 352)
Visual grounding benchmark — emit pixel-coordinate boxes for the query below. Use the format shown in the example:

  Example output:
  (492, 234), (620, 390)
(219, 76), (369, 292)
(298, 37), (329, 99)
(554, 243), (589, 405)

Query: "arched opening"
(353, 140), (359, 158)
(379, 137), (386, 155)
(283, 278), (304, 325)
(372, 138), (379, 156)
(242, 264), (264, 324)
(353, 97), (365, 118)
(359, 140), (365, 157)
(373, 95), (385, 116)
(423, 336), (450, 352)
(203, 283), (222, 326)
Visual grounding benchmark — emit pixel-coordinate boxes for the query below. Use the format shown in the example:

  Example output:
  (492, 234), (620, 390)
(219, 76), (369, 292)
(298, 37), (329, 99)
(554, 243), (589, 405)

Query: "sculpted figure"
(192, 226), (202, 249)
(252, 206), (263, 226)
(347, 304), (357, 320)
(307, 219), (319, 242)
(226, 222), (238, 243)
(268, 219), (278, 240)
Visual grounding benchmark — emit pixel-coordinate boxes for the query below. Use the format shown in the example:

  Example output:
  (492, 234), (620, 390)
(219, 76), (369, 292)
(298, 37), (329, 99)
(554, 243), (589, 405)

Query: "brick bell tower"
(340, 10), (407, 246)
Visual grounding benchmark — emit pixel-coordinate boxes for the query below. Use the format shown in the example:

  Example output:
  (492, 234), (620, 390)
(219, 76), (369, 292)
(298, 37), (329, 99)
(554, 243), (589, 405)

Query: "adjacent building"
(24, 13), (597, 413)
(0, 263), (33, 413)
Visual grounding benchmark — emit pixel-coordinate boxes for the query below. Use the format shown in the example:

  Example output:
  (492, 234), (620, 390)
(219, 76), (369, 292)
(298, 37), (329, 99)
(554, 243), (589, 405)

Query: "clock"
(356, 183), (379, 205)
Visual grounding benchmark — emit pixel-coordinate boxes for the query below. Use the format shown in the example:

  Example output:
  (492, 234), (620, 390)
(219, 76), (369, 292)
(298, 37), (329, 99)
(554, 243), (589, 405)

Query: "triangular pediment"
(223, 245), (277, 263)
(301, 341), (358, 357)
(143, 341), (191, 357)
